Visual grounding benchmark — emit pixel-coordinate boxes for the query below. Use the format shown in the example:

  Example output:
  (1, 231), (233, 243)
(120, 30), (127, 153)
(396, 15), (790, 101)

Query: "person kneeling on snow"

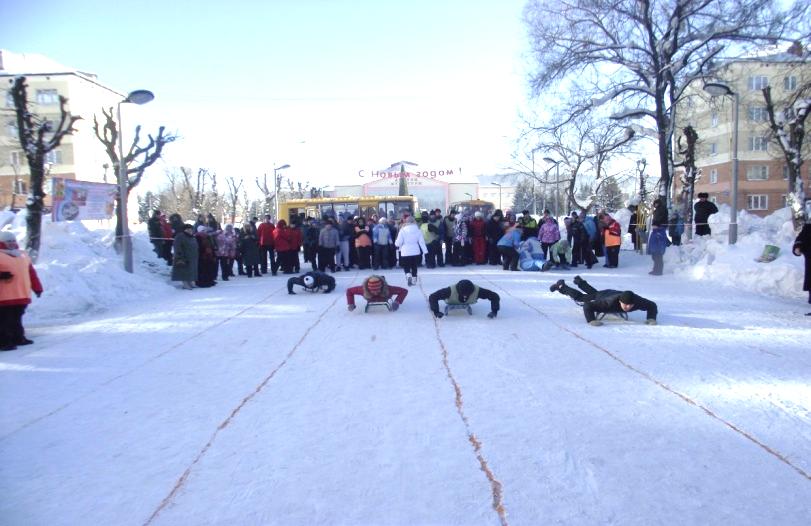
(346, 275), (407, 312)
(541, 238), (573, 271)
(549, 275), (657, 326)
(288, 270), (336, 294)
(0, 231), (44, 351)
(428, 279), (500, 319)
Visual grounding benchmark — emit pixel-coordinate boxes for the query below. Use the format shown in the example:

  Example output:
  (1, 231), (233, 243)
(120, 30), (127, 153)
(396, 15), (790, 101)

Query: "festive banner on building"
(51, 178), (117, 221)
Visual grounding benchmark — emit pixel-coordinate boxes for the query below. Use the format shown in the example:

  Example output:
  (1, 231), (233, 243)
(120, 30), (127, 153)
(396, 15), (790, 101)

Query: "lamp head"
(125, 90), (155, 105)
(703, 82), (734, 97)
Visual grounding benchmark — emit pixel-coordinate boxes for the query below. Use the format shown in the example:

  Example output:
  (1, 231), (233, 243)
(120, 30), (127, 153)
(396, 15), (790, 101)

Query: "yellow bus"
(281, 195), (417, 224)
(448, 199), (495, 217)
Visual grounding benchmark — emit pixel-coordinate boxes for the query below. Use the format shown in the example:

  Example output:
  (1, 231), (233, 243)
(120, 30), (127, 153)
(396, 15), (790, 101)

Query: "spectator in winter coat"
(668, 205), (685, 246)
(0, 231), (43, 351)
(486, 211), (505, 265)
(651, 198), (668, 228)
(148, 210), (165, 259)
(354, 218), (373, 269)
(541, 239), (573, 271)
(647, 225), (669, 276)
(420, 212), (440, 268)
(694, 192), (718, 236)
(240, 223), (262, 278)
(273, 220), (296, 274)
(520, 210), (538, 239)
(497, 224), (523, 271)
(538, 216), (561, 259)
(288, 270), (336, 294)
(572, 212), (596, 268)
(256, 215), (276, 275)
(793, 215), (811, 315)
(317, 220), (340, 273)
(443, 211), (457, 264)
(469, 212), (487, 264)
(302, 218), (320, 272)
(172, 224), (200, 289)
(372, 218), (393, 270)
(628, 206), (639, 251)
(216, 225), (238, 280)
(550, 276), (658, 326)
(168, 212), (185, 239)
(450, 214), (469, 266)
(599, 213), (622, 268)
(346, 275), (408, 311)
(336, 216), (353, 271)
(428, 279), (500, 319)
(395, 215), (428, 286)
(582, 214), (600, 257)
(195, 226), (218, 288)
(289, 221), (303, 273)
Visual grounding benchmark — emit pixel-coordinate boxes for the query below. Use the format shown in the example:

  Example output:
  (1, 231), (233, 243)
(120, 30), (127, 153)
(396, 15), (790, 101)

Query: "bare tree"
(675, 126), (701, 236)
(524, 0), (808, 205)
(255, 172), (275, 217)
(93, 107), (177, 251)
(10, 76), (80, 261)
(762, 76), (810, 223)
(225, 176), (243, 224)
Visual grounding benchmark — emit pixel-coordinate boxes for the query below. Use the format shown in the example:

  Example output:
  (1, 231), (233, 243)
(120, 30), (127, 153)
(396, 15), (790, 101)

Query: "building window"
(748, 76), (769, 91)
(10, 151), (23, 166)
(13, 179), (27, 194)
(747, 194), (768, 210)
(784, 76), (797, 91)
(5, 120), (18, 138)
(783, 165), (791, 180)
(45, 150), (62, 165)
(746, 165), (769, 180)
(748, 136), (769, 151)
(747, 106), (769, 122)
(35, 89), (59, 105)
(711, 111), (719, 127)
(709, 142), (718, 156)
(782, 194), (788, 207)
(710, 169), (718, 184)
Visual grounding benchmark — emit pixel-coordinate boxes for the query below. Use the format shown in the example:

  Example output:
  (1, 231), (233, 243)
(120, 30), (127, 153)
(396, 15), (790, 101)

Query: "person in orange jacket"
(346, 275), (407, 312)
(0, 231), (43, 351)
(599, 212), (622, 268)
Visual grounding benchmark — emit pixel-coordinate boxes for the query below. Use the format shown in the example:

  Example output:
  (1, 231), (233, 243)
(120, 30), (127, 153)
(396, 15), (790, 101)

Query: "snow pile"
(669, 205), (805, 299)
(6, 211), (174, 324)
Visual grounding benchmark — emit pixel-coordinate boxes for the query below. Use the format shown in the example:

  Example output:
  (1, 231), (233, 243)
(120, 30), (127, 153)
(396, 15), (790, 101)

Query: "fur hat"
(619, 291), (636, 305)
(474, 211), (483, 218)
(0, 231), (17, 244)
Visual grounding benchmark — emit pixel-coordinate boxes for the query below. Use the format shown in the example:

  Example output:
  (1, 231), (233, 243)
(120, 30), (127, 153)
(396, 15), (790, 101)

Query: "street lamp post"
(274, 163), (291, 221)
(703, 82), (739, 245)
(117, 89), (154, 273)
(492, 182), (502, 210)
(543, 157), (561, 218)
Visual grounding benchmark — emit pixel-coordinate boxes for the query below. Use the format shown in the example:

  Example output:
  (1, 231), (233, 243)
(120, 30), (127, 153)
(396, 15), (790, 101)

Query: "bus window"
(319, 203), (335, 220)
(388, 201), (413, 219)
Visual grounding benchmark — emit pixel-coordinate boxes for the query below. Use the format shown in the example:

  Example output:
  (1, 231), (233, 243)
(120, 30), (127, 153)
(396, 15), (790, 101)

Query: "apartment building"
(676, 45), (810, 217)
(0, 50), (123, 209)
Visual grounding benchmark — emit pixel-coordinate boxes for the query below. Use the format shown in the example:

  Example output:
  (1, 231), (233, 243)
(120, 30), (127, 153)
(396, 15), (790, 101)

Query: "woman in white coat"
(395, 215), (428, 286)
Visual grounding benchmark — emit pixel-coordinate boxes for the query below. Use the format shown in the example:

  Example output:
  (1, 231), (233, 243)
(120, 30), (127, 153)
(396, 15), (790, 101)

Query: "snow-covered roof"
(0, 49), (96, 78)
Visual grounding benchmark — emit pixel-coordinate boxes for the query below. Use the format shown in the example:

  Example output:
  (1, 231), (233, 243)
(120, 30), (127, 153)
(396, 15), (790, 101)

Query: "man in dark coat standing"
(550, 276), (658, 326)
(694, 192), (718, 237)
(793, 210), (811, 315)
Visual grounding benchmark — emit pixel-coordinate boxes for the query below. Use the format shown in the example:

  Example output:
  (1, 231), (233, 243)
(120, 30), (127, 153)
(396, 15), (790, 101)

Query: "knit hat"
(0, 231), (17, 243)
(303, 275), (315, 287)
(365, 275), (384, 296)
(619, 291), (636, 305)
(456, 279), (474, 297)
(474, 211), (483, 218)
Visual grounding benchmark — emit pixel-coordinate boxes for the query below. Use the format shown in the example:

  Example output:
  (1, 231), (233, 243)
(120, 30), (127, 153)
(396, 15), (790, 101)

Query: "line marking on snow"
(478, 274), (811, 483)
(0, 282), (291, 444)
(143, 274), (357, 525)
(417, 281), (509, 526)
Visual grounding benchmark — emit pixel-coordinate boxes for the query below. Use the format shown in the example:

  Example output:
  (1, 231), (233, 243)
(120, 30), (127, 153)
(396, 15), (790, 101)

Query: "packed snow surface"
(1, 209), (809, 525)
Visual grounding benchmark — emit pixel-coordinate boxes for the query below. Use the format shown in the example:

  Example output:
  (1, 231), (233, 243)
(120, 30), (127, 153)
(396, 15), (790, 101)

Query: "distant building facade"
(675, 45), (810, 216)
(0, 50), (123, 209)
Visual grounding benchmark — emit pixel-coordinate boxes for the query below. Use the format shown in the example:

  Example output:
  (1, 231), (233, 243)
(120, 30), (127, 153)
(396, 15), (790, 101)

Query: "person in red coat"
(289, 220), (303, 273)
(469, 212), (487, 264)
(346, 275), (407, 312)
(273, 220), (296, 274)
(256, 215), (276, 274)
(0, 232), (44, 351)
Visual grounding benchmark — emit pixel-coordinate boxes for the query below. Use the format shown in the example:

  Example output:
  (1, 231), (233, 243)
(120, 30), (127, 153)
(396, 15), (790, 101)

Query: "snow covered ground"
(1, 209), (810, 525)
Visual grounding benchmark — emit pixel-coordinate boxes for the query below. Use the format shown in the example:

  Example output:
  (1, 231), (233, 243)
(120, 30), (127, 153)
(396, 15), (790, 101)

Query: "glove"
(589, 320), (603, 327)
(390, 301), (400, 311)
(347, 304), (356, 311)
(433, 310), (444, 319)
(487, 311), (497, 319)
(646, 319), (657, 325)
(0, 271), (13, 280)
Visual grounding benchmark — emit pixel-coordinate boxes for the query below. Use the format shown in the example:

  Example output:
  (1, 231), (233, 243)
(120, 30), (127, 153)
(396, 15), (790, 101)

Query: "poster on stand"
(51, 178), (117, 221)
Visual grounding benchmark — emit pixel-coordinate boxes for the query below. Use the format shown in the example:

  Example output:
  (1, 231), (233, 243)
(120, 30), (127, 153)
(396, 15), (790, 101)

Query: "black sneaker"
(549, 279), (564, 292)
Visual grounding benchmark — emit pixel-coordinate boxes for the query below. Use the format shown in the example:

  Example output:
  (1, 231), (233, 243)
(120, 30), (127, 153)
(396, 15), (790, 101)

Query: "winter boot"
(549, 279), (565, 292)
(573, 275), (584, 287)
(406, 273), (413, 286)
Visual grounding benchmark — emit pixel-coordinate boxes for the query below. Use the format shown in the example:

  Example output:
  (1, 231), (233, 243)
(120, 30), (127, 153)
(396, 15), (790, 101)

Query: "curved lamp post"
(543, 157), (561, 218)
(703, 82), (739, 245)
(118, 89), (154, 273)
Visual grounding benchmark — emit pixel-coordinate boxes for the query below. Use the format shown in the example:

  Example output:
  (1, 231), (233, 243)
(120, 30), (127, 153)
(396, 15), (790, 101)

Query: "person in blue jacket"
(497, 223), (523, 271)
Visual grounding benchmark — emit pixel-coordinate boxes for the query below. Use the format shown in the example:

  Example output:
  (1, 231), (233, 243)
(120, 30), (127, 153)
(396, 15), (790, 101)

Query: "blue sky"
(4, 0), (534, 191)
